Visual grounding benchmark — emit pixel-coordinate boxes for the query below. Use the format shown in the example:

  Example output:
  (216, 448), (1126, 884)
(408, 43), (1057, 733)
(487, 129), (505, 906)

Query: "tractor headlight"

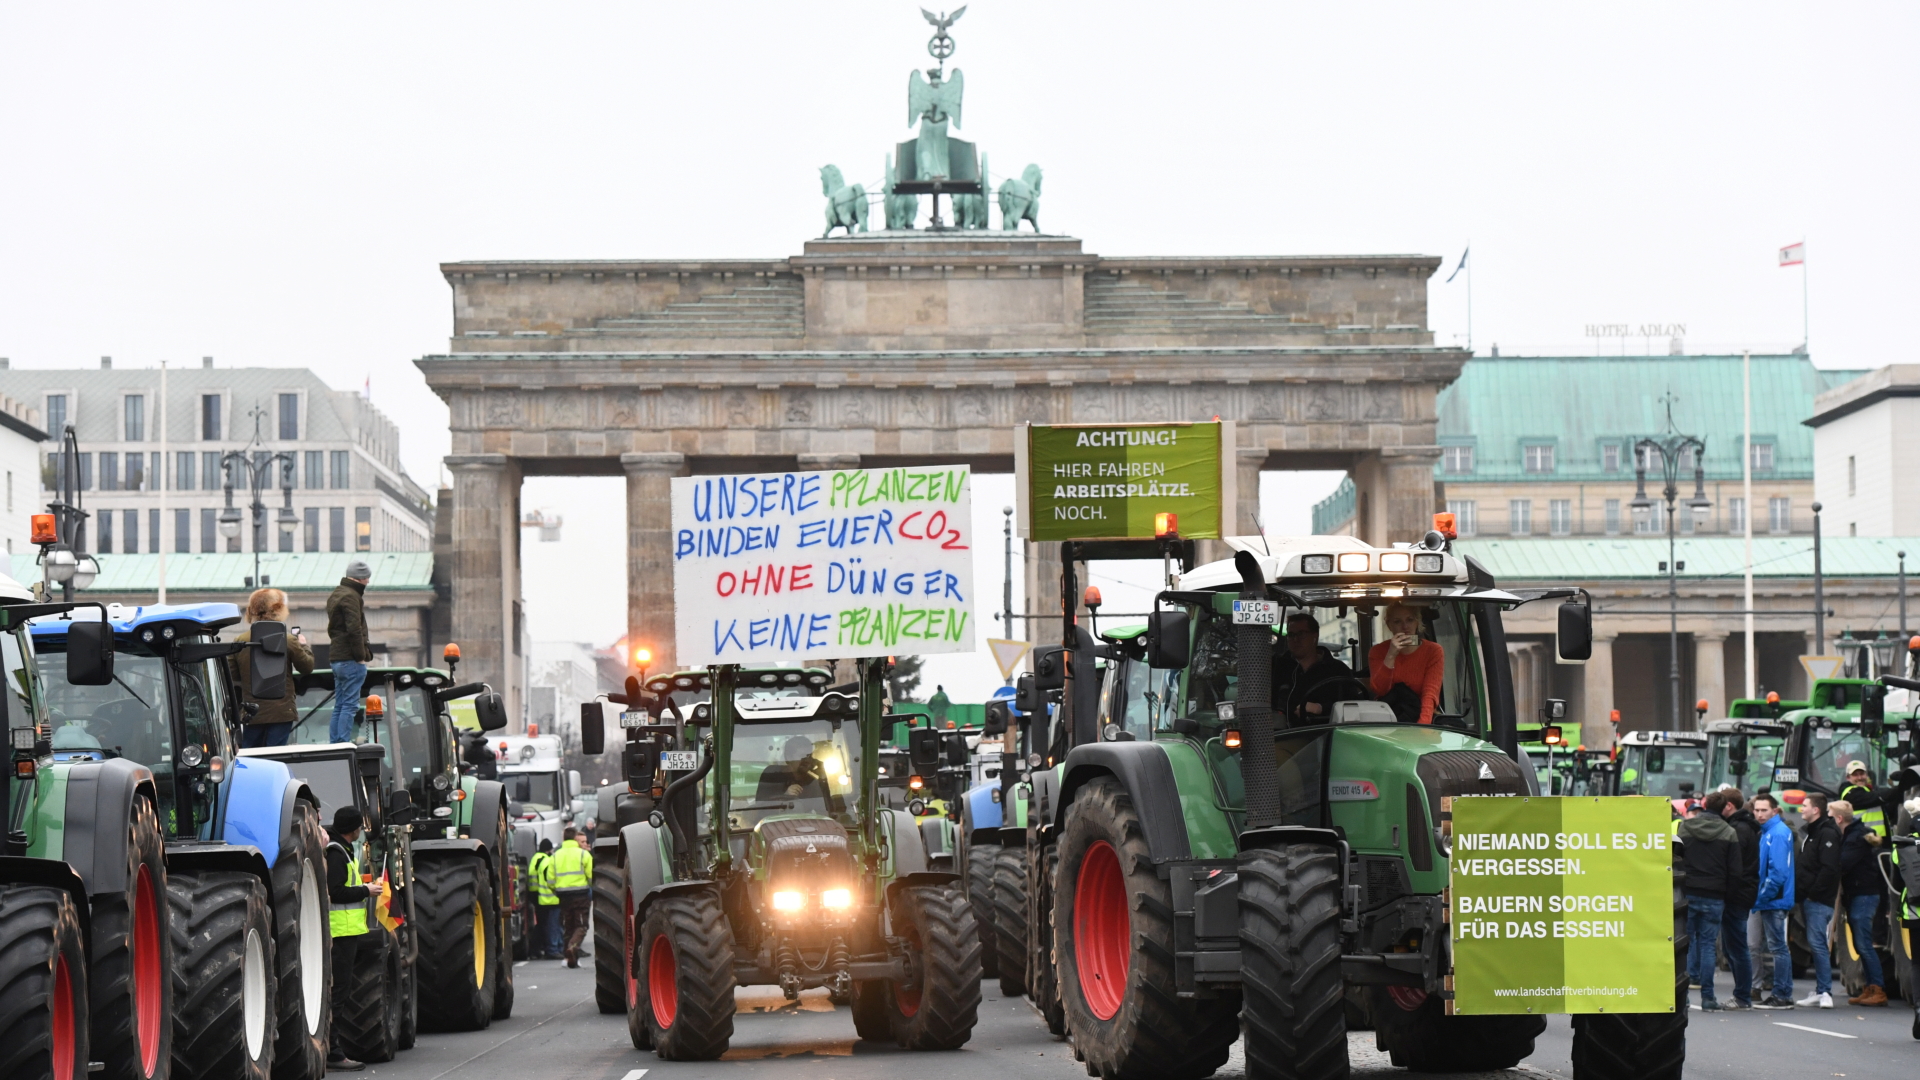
(772, 890), (805, 912)
(821, 888), (852, 910)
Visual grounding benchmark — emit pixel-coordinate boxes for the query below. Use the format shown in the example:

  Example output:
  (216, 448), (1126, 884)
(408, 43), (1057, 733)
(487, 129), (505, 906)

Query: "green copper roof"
(8, 552), (434, 593)
(1434, 355), (1866, 483)
(1455, 536), (1917, 581)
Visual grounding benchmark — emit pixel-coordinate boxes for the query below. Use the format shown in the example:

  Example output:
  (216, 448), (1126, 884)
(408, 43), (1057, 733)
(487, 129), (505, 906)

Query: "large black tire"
(93, 795), (171, 1080)
(395, 930), (416, 1052)
(850, 980), (893, 1041)
(510, 858), (532, 962)
(635, 889), (735, 1060)
(412, 855), (497, 1032)
(1026, 832), (1065, 1035)
(885, 885), (982, 1050)
(592, 861), (625, 1014)
(268, 800), (328, 1080)
(964, 842), (1000, 980)
(168, 871), (277, 1080)
(1056, 778), (1238, 1079)
(0, 884), (90, 1080)
(1570, 861), (1689, 1080)
(620, 861), (650, 1052)
(1239, 844), (1345, 1080)
(991, 845), (1028, 996)
(329, 929), (399, 1064)
(473, 799), (515, 1022)
(1370, 986), (1543, 1071)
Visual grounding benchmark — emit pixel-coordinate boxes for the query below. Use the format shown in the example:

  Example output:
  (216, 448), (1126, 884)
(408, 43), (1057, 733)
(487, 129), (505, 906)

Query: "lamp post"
(1630, 405), (1709, 729)
(1002, 506), (1015, 643)
(219, 410), (298, 589)
(1811, 501), (1825, 654)
(40, 424), (101, 601)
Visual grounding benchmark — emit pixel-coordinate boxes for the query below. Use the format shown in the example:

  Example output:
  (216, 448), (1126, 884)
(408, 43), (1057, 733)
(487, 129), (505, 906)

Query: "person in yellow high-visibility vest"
(552, 826), (594, 967)
(528, 839), (561, 960)
(326, 807), (384, 1071)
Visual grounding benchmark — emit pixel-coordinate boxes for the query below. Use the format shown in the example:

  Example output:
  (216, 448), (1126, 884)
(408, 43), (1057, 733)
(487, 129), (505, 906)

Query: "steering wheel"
(1294, 676), (1374, 721)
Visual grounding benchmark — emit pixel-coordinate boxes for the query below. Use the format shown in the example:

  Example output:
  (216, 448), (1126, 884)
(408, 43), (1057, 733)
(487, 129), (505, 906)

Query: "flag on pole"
(1778, 242), (1805, 267)
(1445, 246), (1470, 283)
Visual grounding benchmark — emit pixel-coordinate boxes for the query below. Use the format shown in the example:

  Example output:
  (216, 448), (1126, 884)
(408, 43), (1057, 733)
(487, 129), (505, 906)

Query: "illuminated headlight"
(1301, 555), (1333, 574)
(1413, 553), (1444, 574)
(1337, 553), (1369, 573)
(782, 671), (802, 685)
(837, 774), (852, 786)
(674, 676), (695, 691)
(1378, 552), (1411, 573)
(772, 890), (805, 912)
(821, 888), (852, 910)
(140, 629), (155, 643)
(908, 775), (926, 791)
(759, 672), (779, 685)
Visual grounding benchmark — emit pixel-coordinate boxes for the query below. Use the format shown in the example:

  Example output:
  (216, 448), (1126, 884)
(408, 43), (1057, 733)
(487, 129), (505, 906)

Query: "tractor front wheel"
(635, 891), (734, 1060)
(1025, 831), (1065, 1035)
(0, 884), (90, 1080)
(1370, 985), (1543, 1071)
(92, 796), (170, 1080)
(592, 860), (625, 1015)
(991, 845), (1028, 996)
(269, 799), (329, 1080)
(884, 885), (981, 1050)
(412, 856), (498, 1032)
(167, 871), (277, 1080)
(1238, 843), (1346, 1080)
(329, 929), (400, 1064)
(964, 842), (1000, 980)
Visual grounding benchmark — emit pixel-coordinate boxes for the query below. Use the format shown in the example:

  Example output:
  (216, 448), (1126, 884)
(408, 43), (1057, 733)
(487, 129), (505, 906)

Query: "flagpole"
(1801, 239), (1809, 353)
(158, 360), (168, 605)
(1743, 350), (1754, 698)
(1467, 241), (1473, 353)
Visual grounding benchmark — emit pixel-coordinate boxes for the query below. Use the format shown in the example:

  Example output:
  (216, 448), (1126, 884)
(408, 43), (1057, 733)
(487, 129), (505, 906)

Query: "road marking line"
(514, 960), (528, 968)
(1772, 1022), (1858, 1039)
(618, 1071), (648, 1080)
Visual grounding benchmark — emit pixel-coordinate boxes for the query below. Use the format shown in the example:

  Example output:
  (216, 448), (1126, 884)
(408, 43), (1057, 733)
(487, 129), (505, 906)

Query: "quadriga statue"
(821, 164), (869, 237)
(997, 164), (1042, 232)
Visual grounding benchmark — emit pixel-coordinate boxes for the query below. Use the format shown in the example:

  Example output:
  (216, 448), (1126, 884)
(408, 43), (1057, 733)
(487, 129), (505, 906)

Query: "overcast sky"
(4, 3), (1914, 699)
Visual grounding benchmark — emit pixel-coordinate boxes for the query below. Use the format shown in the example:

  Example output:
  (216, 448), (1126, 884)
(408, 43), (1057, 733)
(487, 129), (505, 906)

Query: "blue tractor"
(33, 604), (332, 1080)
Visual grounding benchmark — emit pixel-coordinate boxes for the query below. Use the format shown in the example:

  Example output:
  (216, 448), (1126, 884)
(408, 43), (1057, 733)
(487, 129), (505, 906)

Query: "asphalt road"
(359, 958), (1919, 1080)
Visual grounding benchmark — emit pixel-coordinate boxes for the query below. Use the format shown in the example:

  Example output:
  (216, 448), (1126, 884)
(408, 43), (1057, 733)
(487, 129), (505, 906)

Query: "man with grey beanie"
(326, 559), (374, 743)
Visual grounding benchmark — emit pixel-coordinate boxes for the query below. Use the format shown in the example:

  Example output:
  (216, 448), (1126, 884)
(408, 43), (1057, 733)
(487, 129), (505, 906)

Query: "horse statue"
(883, 154), (918, 230)
(821, 164), (868, 237)
(997, 163), (1042, 232)
(952, 152), (990, 229)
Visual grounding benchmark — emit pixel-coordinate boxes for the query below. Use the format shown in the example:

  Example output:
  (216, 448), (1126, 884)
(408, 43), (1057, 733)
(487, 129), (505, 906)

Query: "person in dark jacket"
(1277, 614), (1360, 724)
(1714, 789), (1761, 1008)
(326, 807), (384, 1070)
(1795, 793), (1844, 1008)
(230, 587), (316, 748)
(1678, 798), (1742, 1009)
(1832, 800), (1889, 1006)
(326, 560), (374, 744)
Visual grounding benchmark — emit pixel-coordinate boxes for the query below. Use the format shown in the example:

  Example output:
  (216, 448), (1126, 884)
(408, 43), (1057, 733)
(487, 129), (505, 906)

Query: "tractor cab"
(1704, 717), (1791, 795)
(1774, 678), (1918, 797)
(1613, 730), (1710, 810)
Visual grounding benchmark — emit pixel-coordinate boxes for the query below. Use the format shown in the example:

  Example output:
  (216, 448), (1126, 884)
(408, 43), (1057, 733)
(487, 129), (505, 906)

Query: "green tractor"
(594, 659), (981, 1059)
(1022, 536), (1688, 1079)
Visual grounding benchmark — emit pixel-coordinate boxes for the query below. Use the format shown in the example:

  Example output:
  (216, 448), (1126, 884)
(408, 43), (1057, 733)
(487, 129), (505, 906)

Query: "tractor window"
(1120, 658), (1172, 738)
(1618, 744), (1708, 798)
(1273, 729), (1330, 827)
(4, 628), (39, 727)
(503, 771), (562, 812)
(1707, 733), (1784, 793)
(289, 676), (335, 744)
(284, 756), (361, 823)
(1803, 723), (1880, 791)
(34, 647), (172, 766)
(174, 662), (220, 765)
(391, 686), (437, 807)
(726, 719), (861, 827)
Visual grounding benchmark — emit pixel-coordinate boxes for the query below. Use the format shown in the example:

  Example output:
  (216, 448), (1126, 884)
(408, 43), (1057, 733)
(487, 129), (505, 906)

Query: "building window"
(1750, 442), (1774, 472)
(124, 395), (145, 442)
(1728, 497), (1746, 534)
(330, 451), (350, 490)
(1635, 444), (1661, 472)
(175, 508), (191, 553)
(305, 451), (325, 489)
(1508, 499), (1532, 536)
(100, 452), (119, 492)
(1677, 446), (1697, 472)
(45, 395), (67, 438)
(1604, 498), (1621, 535)
(201, 395), (222, 441)
(1523, 444), (1555, 474)
(204, 451), (224, 492)
(124, 509), (139, 554)
(304, 507), (320, 552)
(201, 508), (217, 553)
(279, 514), (295, 552)
(1634, 501), (1660, 534)
(1679, 503), (1695, 534)
(1602, 444), (1621, 473)
(125, 453), (144, 493)
(176, 451), (195, 491)
(355, 507), (372, 552)
(1769, 496), (1791, 534)
(1549, 499), (1571, 536)
(1848, 455), (1856, 497)
(330, 508), (346, 552)
(278, 393), (299, 441)
(1442, 446), (1474, 474)
(1445, 500), (1477, 538)
(148, 509), (158, 553)
(97, 510), (113, 553)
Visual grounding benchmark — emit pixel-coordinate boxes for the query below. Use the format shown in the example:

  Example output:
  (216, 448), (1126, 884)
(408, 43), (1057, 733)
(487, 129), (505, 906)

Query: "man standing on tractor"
(327, 807), (385, 1071)
(553, 825), (594, 967)
(529, 838), (561, 960)
(327, 560), (375, 743)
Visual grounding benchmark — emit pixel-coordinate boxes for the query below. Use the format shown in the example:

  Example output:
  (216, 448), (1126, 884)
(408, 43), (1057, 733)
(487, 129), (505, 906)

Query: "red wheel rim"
(624, 886), (638, 1009)
(1074, 840), (1128, 1021)
(647, 935), (677, 1029)
(132, 865), (163, 1075)
(52, 954), (76, 1080)
(1386, 986), (1428, 1011)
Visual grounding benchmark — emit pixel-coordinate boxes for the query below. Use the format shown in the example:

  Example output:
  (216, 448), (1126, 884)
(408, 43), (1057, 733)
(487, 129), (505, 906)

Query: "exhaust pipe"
(1232, 550), (1282, 829)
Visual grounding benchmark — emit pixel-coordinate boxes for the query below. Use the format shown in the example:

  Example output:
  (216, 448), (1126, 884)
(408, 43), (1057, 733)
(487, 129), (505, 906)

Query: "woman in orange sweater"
(1368, 602), (1445, 724)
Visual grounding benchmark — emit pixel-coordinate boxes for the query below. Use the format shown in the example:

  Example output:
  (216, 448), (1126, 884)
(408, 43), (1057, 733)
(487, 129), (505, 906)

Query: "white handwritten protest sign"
(670, 467), (975, 666)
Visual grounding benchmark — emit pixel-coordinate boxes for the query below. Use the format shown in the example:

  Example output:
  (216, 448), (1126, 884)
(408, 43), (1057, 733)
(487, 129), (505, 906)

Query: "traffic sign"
(986, 637), (1032, 680)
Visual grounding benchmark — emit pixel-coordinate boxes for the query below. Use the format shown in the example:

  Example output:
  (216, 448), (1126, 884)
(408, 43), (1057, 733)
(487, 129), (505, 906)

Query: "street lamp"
(220, 404), (298, 589)
(71, 555), (99, 592)
(39, 424), (97, 602)
(218, 506), (243, 539)
(1633, 396), (1710, 729)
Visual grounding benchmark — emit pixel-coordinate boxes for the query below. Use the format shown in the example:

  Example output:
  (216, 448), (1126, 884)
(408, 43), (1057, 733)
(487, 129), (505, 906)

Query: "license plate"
(1232, 600), (1280, 625)
(619, 711), (649, 728)
(1773, 767), (1800, 784)
(659, 750), (699, 771)
(1815, 728), (1833, 740)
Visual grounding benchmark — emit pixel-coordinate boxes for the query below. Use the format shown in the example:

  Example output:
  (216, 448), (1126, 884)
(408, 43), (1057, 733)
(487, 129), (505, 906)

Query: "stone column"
(623, 452), (689, 673)
(1236, 447), (1267, 534)
(1381, 446), (1443, 546)
(1580, 632), (1618, 749)
(798, 453), (860, 682)
(1694, 631), (1728, 722)
(447, 453), (522, 717)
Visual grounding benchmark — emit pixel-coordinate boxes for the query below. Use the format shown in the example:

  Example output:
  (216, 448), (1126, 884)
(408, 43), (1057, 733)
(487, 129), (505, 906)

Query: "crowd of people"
(1679, 764), (1898, 1010)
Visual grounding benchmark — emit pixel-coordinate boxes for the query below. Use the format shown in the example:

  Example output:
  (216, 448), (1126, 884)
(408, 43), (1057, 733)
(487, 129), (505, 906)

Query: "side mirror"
(1014, 673), (1042, 715)
(65, 620), (115, 686)
(568, 769), (582, 800)
(249, 620), (290, 700)
(1033, 645), (1066, 691)
(983, 700), (1010, 736)
(580, 701), (605, 756)
(475, 691), (509, 732)
(1647, 748), (1666, 774)
(1862, 683), (1886, 739)
(1542, 698), (1567, 721)
(1146, 609), (1191, 670)
(386, 788), (417, 825)
(942, 731), (968, 767)
(908, 727), (941, 771)
(1556, 601), (1592, 663)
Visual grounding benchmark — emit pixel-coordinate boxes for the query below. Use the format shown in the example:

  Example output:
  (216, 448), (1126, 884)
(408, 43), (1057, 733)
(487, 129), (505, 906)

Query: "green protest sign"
(1019, 422), (1228, 541)
(1449, 796), (1674, 1015)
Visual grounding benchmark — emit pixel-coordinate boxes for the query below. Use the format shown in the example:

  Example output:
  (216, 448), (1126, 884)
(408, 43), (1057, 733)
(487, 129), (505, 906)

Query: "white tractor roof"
(0, 567), (36, 603)
(1617, 729), (1709, 746)
(1177, 535), (1472, 594)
